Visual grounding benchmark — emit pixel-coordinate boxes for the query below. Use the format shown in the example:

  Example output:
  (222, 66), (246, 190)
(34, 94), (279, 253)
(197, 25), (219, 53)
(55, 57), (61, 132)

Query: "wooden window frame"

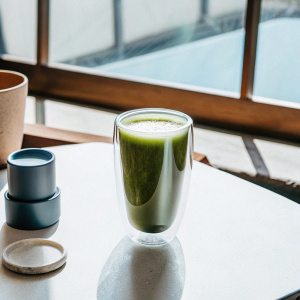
(22, 123), (210, 165)
(1, 0), (299, 142)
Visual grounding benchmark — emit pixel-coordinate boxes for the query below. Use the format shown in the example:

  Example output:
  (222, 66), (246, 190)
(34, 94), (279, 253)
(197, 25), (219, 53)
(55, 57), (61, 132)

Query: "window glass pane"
(253, 0), (300, 104)
(45, 101), (117, 137)
(49, 0), (114, 63)
(50, 0), (247, 94)
(0, 0), (37, 60)
(24, 97), (37, 124)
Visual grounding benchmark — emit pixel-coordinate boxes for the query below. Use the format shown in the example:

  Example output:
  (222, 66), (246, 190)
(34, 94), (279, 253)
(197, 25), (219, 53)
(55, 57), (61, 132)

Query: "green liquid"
(120, 117), (189, 233)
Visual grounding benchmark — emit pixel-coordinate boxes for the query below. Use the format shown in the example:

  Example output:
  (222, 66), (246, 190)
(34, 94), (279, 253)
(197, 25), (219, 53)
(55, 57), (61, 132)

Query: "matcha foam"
(125, 120), (184, 132)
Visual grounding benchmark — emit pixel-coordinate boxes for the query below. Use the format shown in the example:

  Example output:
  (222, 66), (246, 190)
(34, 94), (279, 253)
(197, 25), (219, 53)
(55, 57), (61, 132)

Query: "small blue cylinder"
(4, 188), (61, 230)
(7, 148), (56, 201)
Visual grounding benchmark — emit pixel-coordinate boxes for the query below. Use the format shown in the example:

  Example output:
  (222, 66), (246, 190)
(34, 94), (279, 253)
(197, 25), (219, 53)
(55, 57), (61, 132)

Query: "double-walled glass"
(114, 108), (193, 245)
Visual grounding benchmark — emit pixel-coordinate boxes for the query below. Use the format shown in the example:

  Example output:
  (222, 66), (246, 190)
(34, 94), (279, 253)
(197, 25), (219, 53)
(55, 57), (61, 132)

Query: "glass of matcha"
(114, 108), (194, 245)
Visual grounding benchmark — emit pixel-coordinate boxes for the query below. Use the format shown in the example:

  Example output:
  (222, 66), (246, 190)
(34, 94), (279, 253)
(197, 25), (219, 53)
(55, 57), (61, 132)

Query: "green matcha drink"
(119, 113), (190, 234)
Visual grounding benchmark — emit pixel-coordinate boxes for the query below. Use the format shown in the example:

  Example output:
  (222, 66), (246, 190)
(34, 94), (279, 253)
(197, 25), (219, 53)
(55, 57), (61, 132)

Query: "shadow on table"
(0, 221), (59, 251)
(97, 236), (185, 300)
(0, 222), (62, 300)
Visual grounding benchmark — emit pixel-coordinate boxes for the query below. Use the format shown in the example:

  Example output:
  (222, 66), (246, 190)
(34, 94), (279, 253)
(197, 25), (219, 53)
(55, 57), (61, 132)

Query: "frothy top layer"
(125, 120), (184, 132)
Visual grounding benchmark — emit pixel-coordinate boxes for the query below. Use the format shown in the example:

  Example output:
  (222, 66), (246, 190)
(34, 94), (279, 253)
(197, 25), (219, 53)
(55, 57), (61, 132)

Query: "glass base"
(129, 231), (174, 246)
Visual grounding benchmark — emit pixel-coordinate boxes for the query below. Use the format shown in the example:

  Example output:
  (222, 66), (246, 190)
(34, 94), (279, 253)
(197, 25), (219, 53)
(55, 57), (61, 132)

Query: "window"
(253, 0), (300, 105)
(0, 0), (299, 141)
(0, 0), (37, 60)
(51, 0), (247, 94)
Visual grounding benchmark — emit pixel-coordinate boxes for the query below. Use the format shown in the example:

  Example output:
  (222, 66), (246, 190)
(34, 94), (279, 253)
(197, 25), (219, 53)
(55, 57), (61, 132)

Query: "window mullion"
(37, 0), (49, 65)
(241, 0), (262, 100)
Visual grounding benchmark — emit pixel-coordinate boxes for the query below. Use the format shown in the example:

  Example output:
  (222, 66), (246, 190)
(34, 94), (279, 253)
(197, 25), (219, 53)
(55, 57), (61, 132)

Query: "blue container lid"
(8, 148), (54, 167)
(7, 148), (56, 201)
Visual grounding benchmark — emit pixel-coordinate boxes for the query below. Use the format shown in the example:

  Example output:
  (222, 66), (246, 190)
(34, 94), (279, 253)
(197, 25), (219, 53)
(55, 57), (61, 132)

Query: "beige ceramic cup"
(0, 70), (28, 168)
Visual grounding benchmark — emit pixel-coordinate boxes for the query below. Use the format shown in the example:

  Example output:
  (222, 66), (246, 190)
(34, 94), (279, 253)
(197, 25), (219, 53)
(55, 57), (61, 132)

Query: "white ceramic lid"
(2, 238), (67, 275)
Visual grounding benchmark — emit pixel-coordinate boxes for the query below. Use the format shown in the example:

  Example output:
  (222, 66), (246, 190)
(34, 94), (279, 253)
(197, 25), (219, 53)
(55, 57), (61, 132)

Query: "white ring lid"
(2, 238), (67, 274)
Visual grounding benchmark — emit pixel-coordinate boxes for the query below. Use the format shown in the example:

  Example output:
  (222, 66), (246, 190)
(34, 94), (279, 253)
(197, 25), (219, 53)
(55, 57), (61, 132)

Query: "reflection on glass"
(49, 0), (114, 63)
(98, 0), (247, 93)
(48, 0), (247, 93)
(0, 0), (37, 59)
(253, 0), (300, 104)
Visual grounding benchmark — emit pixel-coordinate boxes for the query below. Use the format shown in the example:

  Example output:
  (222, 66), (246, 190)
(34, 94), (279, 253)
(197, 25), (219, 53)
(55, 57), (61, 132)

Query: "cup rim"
(0, 70), (28, 93)
(7, 148), (55, 168)
(115, 108), (193, 134)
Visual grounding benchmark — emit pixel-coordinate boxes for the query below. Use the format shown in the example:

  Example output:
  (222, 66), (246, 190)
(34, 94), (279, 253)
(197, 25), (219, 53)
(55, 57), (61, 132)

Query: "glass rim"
(115, 108), (193, 134)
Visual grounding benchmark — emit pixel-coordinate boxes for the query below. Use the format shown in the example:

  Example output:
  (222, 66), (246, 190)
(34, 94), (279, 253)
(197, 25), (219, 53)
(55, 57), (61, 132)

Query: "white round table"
(0, 143), (299, 299)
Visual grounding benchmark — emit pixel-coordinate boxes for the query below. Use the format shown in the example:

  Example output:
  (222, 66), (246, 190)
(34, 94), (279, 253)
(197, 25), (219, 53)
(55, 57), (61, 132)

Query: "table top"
(0, 143), (299, 300)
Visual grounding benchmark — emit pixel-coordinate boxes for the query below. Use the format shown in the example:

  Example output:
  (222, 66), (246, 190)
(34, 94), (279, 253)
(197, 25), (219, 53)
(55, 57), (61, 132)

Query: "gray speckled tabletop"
(0, 143), (299, 300)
